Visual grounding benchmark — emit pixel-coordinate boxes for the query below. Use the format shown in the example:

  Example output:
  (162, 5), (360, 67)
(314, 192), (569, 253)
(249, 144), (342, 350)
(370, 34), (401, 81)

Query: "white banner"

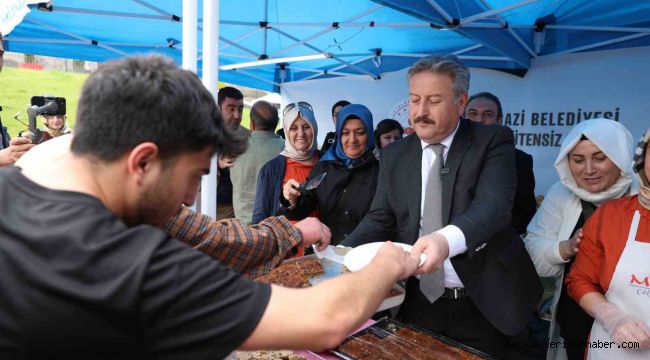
(280, 46), (650, 196)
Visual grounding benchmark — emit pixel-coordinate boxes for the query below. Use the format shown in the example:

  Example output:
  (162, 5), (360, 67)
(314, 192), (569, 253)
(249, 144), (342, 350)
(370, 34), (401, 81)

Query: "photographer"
(42, 114), (72, 138)
(0, 31), (35, 167)
(18, 95), (69, 144)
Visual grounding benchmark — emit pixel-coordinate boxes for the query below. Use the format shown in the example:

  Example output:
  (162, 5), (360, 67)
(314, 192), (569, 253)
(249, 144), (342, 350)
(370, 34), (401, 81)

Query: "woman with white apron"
(566, 128), (650, 359)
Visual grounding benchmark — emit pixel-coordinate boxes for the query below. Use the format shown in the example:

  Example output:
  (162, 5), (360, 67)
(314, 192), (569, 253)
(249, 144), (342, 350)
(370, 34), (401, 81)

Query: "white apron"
(587, 210), (650, 359)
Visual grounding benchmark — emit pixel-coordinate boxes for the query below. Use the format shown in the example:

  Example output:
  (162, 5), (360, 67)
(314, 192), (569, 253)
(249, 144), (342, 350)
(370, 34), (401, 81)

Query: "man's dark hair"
(331, 100), (351, 116)
(467, 92), (503, 121)
(250, 100), (279, 132)
(71, 55), (247, 162)
(374, 119), (404, 149)
(217, 86), (244, 107)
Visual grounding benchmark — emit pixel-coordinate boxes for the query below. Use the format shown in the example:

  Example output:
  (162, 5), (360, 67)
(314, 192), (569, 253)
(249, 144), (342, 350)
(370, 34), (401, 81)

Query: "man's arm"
(449, 125), (517, 255)
(164, 207), (329, 278)
(0, 137), (35, 167)
(240, 241), (420, 351)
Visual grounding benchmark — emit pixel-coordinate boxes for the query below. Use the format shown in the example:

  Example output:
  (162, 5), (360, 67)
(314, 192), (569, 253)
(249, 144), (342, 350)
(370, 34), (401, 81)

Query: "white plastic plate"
(343, 242), (426, 272)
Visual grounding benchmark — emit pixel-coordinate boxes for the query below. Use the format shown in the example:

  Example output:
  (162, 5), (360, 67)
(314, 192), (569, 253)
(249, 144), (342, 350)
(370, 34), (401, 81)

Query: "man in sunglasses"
(0, 31), (35, 167)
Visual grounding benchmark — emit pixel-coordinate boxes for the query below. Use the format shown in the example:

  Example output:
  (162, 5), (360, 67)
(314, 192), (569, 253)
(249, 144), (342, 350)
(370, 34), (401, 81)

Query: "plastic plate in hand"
(343, 242), (426, 272)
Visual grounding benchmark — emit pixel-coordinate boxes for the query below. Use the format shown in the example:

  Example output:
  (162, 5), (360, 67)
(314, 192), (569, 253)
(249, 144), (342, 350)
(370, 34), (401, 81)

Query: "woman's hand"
(559, 228), (583, 261)
(282, 179), (302, 206)
(594, 302), (650, 348)
(218, 154), (235, 169)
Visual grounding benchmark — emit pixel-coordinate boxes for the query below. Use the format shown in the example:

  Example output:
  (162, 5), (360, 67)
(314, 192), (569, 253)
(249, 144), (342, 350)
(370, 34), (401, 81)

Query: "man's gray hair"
(407, 54), (470, 100)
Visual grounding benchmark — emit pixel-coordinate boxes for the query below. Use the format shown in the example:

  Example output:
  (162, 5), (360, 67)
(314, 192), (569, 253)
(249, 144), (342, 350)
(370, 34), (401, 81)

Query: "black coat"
(342, 119), (542, 336)
(512, 149), (537, 234)
(277, 155), (381, 245)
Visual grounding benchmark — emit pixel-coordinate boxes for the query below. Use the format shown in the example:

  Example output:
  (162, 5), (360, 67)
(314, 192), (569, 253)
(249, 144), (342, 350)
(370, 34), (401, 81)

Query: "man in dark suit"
(342, 55), (542, 357)
(465, 92), (537, 234)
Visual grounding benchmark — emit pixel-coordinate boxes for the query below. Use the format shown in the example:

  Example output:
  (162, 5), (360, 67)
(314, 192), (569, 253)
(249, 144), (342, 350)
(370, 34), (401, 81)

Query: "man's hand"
(294, 217), (331, 250)
(372, 241), (421, 280)
(218, 154), (235, 169)
(559, 228), (583, 261)
(411, 233), (450, 275)
(0, 137), (35, 167)
(282, 178), (301, 206)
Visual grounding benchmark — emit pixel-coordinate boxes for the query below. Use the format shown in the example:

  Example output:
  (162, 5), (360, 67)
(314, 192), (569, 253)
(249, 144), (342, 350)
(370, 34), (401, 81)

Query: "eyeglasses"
(283, 101), (313, 117)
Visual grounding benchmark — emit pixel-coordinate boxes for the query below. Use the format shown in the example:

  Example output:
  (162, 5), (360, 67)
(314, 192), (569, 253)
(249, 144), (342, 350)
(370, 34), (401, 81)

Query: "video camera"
(24, 96), (66, 143)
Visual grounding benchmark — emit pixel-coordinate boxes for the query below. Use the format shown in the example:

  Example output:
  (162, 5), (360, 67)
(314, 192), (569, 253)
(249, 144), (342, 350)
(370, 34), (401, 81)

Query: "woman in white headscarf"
(565, 128), (650, 359)
(525, 118), (637, 360)
(252, 102), (319, 226)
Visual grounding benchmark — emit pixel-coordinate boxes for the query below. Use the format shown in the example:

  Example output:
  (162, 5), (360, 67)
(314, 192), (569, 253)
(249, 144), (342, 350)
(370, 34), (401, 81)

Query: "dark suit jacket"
(343, 118), (542, 335)
(512, 149), (537, 234)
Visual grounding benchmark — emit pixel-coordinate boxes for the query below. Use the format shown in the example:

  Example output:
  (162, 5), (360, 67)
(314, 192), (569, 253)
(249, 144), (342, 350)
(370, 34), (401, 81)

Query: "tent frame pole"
(263, 0), (269, 56)
(426, 0), (454, 24)
(476, 0), (537, 58)
(221, 27), (262, 51)
(24, 18), (128, 56)
(270, 27), (379, 79)
(554, 32), (650, 55)
(236, 69), (281, 87)
(270, 5), (383, 57)
(200, 0), (219, 219)
(182, 0), (198, 211)
(547, 25), (650, 33)
(461, 0), (539, 25)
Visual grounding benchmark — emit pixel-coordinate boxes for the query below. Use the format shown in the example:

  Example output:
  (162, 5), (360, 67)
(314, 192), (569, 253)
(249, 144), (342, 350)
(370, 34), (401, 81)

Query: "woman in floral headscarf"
(279, 104), (380, 245)
(565, 128), (650, 359)
(252, 102), (319, 225)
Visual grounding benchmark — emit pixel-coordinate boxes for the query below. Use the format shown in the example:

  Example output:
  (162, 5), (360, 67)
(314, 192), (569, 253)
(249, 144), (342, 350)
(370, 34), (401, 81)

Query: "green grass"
(0, 67), (251, 138)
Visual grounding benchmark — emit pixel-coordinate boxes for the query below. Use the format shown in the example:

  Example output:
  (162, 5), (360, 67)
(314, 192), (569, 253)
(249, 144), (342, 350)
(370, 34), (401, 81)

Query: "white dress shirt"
(420, 121), (467, 288)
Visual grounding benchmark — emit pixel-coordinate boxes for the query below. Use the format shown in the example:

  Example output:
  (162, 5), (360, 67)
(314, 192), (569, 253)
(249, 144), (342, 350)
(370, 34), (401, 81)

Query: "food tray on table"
(333, 317), (497, 360)
(256, 254), (405, 312)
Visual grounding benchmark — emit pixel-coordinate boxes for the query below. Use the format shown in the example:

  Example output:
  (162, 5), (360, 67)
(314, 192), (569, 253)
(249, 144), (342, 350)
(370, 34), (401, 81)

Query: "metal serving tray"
(333, 317), (497, 360)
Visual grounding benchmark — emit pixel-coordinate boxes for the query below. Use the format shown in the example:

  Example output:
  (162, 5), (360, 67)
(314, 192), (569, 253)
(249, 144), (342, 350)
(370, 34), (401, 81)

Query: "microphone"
(440, 167), (450, 175)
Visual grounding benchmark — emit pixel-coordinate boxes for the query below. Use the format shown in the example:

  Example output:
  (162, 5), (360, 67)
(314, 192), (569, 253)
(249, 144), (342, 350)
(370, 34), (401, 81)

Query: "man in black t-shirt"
(0, 55), (420, 359)
(320, 100), (350, 153)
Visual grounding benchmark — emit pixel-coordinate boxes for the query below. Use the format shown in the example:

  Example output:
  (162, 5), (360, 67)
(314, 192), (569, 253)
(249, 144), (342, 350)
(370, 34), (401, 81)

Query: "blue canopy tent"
(3, 0), (650, 217)
(4, 0), (650, 93)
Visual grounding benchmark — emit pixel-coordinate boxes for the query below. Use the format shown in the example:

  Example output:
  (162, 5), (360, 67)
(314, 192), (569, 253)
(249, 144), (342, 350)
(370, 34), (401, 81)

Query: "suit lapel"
(442, 118), (472, 224)
(405, 135), (423, 242)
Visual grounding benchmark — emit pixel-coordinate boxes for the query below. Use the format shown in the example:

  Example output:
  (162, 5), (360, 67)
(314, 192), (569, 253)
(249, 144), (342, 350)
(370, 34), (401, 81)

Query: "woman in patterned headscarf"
(279, 104), (380, 245)
(252, 102), (319, 225)
(565, 128), (650, 359)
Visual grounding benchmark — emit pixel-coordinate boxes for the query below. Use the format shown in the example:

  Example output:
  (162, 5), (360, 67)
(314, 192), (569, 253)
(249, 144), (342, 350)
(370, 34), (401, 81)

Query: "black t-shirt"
(0, 167), (271, 359)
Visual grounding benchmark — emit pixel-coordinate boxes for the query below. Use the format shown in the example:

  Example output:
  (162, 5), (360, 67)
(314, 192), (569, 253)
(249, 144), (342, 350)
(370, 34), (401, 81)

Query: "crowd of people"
(1, 31), (649, 360)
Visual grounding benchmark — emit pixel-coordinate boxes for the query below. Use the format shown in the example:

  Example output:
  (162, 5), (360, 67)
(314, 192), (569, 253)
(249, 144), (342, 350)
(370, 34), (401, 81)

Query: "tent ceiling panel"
(3, 0), (650, 92)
